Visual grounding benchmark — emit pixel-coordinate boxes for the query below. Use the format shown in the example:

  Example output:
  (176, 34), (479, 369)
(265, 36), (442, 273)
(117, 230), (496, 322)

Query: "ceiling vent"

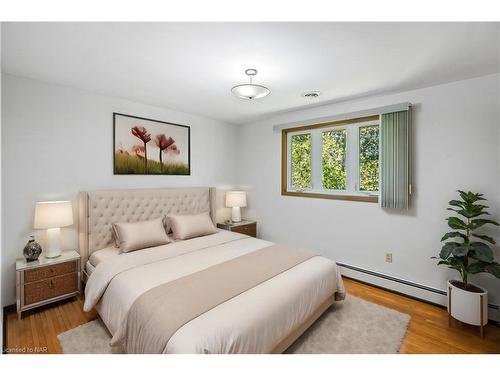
(302, 91), (321, 99)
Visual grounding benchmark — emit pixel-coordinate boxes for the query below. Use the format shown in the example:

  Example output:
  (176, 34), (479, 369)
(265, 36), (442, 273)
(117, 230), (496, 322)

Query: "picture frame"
(113, 112), (190, 175)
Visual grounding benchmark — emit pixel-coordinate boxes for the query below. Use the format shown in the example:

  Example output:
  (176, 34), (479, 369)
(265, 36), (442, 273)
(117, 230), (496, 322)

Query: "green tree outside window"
(359, 125), (379, 192)
(291, 134), (312, 189)
(322, 129), (347, 190)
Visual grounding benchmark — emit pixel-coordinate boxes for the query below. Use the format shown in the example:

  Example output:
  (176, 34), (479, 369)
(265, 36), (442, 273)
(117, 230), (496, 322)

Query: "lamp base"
(231, 207), (242, 223)
(45, 227), (62, 258)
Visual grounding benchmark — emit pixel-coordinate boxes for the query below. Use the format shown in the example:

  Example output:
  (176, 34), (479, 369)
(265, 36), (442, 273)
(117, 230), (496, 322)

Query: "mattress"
(84, 230), (344, 353)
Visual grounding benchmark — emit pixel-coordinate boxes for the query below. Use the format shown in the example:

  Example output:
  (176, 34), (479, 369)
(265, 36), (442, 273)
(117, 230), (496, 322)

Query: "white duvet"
(84, 231), (344, 353)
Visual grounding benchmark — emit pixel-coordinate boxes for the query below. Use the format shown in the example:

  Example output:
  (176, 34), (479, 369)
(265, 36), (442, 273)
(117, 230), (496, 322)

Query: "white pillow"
(112, 217), (170, 253)
(168, 212), (217, 240)
(112, 217), (168, 247)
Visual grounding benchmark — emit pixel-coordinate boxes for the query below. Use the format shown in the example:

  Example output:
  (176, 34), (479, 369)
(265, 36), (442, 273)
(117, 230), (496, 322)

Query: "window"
(290, 133), (312, 189)
(282, 115), (379, 202)
(359, 125), (380, 192)
(322, 129), (347, 190)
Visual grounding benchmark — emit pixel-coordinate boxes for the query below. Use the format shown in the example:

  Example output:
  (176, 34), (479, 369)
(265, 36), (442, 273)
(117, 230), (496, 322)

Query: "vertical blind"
(380, 109), (412, 209)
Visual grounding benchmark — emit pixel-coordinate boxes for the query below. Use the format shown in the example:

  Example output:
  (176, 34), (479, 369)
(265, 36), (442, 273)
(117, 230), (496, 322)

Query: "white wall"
(1, 74), (238, 306)
(2, 72), (500, 313)
(238, 74), (500, 306)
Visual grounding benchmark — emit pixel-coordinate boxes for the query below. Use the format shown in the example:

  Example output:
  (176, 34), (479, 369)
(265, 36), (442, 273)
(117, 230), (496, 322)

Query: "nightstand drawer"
(24, 272), (78, 305)
(24, 260), (77, 283)
(232, 223), (257, 237)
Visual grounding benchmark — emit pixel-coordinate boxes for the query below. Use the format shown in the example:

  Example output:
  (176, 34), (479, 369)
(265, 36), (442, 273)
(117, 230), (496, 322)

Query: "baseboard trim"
(337, 262), (500, 323)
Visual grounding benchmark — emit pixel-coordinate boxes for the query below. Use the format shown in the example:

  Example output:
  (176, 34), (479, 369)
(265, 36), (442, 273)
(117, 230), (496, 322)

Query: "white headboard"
(79, 187), (216, 269)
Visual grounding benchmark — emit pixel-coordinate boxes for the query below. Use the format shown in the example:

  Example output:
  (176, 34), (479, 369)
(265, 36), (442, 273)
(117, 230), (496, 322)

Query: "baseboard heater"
(337, 262), (500, 323)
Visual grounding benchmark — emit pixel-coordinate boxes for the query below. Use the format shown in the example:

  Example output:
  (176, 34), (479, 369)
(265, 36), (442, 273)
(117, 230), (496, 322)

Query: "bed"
(79, 187), (345, 354)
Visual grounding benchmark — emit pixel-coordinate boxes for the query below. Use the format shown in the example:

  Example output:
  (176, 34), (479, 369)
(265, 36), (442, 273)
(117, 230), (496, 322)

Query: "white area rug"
(58, 295), (410, 354)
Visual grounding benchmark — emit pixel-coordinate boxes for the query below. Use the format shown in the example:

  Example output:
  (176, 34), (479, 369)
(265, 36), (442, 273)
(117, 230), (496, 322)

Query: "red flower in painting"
(154, 134), (175, 151)
(154, 134), (176, 173)
(131, 126), (151, 173)
(131, 126), (151, 143)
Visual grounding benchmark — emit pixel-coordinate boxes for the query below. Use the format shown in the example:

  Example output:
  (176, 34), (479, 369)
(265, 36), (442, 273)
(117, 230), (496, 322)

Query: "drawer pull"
(49, 280), (54, 288)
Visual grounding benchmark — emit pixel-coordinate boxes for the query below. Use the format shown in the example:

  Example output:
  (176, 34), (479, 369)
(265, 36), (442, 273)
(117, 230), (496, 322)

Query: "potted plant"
(434, 191), (500, 334)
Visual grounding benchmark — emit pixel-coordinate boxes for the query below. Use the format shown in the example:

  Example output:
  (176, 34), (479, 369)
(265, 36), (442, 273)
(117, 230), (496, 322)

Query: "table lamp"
(34, 201), (73, 258)
(225, 191), (247, 223)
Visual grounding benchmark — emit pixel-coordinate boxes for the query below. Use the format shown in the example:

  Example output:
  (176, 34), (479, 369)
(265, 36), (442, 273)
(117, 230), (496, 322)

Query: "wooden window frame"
(281, 115), (379, 203)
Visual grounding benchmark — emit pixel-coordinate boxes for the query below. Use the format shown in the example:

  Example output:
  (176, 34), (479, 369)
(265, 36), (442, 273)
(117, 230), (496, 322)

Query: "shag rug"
(58, 295), (410, 354)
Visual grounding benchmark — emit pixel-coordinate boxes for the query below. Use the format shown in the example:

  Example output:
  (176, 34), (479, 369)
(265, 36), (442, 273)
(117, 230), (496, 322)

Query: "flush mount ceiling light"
(231, 69), (270, 100)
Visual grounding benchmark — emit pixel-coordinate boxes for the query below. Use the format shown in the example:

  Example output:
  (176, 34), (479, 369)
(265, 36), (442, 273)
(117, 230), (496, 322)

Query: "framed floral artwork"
(113, 113), (190, 175)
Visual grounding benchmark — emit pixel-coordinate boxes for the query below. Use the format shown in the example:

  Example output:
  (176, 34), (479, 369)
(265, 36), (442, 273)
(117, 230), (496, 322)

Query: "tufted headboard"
(78, 187), (216, 271)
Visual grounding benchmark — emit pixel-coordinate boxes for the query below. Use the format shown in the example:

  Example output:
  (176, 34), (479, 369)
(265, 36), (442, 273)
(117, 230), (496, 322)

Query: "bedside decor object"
(225, 191), (247, 223)
(23, 235), (42, 262)
(114, 113), (190, 175)
(433, 190), (500, 338)
(16, 250), (81, 319)
(34, 200), (74, 258)
(217, 220), (256, 238)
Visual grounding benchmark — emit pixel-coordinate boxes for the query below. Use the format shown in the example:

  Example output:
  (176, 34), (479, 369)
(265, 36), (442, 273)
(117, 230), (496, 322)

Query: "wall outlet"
(385, 253), (393, 263)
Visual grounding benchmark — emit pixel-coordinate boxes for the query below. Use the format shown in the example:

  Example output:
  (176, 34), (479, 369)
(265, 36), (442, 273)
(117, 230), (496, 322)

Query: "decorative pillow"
(112, 217), (168, 247)
(167, 212), (217, 240)
(112, 217), (170, 253)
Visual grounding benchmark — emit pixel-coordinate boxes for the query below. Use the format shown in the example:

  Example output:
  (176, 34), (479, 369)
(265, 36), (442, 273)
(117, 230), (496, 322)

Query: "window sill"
(281, 190), (379, 203)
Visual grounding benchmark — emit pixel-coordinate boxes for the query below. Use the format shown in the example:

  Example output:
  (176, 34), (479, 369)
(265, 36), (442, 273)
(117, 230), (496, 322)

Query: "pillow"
(111, 217), (168, 247)
(112, 217), (170, 253)
(168, 212), (217, 240)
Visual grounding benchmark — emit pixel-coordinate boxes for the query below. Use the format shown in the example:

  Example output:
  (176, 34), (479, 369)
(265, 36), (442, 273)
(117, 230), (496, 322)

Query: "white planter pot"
(447, 280), (487, 326)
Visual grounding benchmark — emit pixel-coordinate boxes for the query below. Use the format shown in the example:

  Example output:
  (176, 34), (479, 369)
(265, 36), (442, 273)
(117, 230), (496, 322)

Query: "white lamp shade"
(225, 191), (247, 208)
(34, 201), (73, 229)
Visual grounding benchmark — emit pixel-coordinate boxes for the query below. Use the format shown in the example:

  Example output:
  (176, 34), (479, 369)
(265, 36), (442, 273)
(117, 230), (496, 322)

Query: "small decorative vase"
(23, 235), (42, 262)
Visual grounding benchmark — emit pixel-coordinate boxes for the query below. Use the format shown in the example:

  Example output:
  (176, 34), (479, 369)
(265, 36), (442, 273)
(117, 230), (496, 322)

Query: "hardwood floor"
(4, 296), (97, 354)
(3, 277), (500, 354)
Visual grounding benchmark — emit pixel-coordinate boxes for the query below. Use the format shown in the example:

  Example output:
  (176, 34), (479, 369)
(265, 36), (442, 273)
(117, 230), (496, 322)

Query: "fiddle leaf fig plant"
(433, 191), (500, 290)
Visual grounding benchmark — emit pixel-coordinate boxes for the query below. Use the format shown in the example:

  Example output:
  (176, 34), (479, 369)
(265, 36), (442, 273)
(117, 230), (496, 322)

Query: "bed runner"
(123, 244), (315, 353)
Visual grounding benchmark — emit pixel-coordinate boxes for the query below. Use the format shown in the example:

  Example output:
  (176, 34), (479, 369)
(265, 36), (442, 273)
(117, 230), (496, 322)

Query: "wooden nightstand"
(16, 250), (81, 319)
(217, 220), (257, 238)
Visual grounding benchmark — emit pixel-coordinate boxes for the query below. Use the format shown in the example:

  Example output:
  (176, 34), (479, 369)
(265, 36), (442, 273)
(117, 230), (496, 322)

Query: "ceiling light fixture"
(231, 69), (270, 100)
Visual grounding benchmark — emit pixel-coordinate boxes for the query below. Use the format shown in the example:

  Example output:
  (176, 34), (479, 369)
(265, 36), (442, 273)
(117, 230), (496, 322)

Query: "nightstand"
(16, 250), (81, 319)
(217, 220), (257, 238)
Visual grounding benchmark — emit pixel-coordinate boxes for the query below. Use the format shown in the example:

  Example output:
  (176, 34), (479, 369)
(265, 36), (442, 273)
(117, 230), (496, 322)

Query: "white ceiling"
(2, 22), (499, 124)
